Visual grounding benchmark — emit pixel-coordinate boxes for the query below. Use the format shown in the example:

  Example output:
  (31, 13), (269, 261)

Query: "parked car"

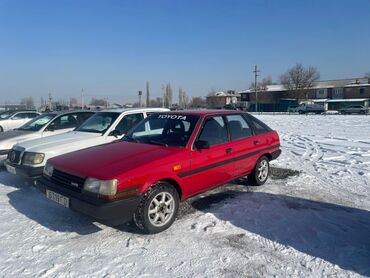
(296, 103), (324, 114)
(5, 108), (168, 177)
(339, 105), (368, 114)
(0, 110), (41, 132)
(287, 105), (298, 113)
(35, 110), (281, 234)
(0, 111), (94, 164)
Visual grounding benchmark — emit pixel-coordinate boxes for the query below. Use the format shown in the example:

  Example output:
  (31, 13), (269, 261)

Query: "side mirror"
(109, 129), (122, 137)
(194, 140), (210, 150)
(47, 123), (55, 131)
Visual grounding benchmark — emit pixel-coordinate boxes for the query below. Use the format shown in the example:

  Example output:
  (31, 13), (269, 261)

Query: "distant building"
(240, 77), (370, 112)
(0, 104), (28, 111)
(206, 90), (241, 109)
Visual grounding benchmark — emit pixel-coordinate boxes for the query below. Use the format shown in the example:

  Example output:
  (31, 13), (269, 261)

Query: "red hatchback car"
(36, 110), (281, 233)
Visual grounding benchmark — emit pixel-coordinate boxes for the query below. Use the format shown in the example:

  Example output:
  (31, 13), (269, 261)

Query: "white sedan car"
(0, 111), (94, 163)
(0, 110), (40, 132)
(5, 108), (168, 177)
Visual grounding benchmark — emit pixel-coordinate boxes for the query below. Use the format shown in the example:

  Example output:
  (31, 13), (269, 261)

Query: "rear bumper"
(35, 177), (141, 225)
(271, 149), (282, 160)
(4, 161), (43, 178)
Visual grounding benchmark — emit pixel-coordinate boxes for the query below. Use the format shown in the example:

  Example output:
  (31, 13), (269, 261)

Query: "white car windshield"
(76, 112), (120, 134)
(17, 114), (56, 131)
(0, 111), (14, 119)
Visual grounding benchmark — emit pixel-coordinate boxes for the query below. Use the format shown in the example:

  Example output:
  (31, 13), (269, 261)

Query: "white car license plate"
(6, 164), (16, 175)
(46, 190), (69, 208)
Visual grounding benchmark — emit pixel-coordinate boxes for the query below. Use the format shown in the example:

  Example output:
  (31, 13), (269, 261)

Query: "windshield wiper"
(148, 140), (168, 147)
(123, 135), (139, 143)
(78, 129), (101, 133)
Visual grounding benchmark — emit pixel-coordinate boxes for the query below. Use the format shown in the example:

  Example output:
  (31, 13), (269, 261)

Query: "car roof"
(96, 107), (169, 113)
(46, 110), (94, 115)
(155, 109), (246, 116)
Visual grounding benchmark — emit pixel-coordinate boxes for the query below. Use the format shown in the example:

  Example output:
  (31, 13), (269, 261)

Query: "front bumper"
(4, 160), (44, 178)
(35, 177), (141, 225)
(0, 150), (10, 165)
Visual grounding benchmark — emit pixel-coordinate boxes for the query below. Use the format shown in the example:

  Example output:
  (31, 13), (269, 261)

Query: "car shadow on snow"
(1, 172), (102, 235)
(191, 191), (370, 276)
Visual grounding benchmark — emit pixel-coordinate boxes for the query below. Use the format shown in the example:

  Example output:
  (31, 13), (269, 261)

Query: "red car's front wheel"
(134, 182), (179, 234)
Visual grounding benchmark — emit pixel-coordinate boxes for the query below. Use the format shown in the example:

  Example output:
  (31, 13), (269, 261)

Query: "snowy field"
(0, 115), (369, 277)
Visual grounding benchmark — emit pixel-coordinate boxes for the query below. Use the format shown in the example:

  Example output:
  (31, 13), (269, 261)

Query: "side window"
(248, 115), (272, 135)
(12, 113), (28, 119)
(27, 113), (39, 118)
(226, 114), (252, 140)
(115, 113), (144, 134)
(51, 114), (79, 130)
(76, 112), (94, 126)
(198, 116), (228, 146)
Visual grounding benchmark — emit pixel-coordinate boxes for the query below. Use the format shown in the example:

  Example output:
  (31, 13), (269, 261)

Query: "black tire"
(133, 182), (179, 234)
(248, 156), (270, 186)
(0, 126), (3, 132)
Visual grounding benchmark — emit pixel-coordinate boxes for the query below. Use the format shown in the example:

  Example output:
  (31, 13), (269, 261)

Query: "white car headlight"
(43, 162), (54, 177)
(83, 178), (117, 196)
(22, 152), (45, 165)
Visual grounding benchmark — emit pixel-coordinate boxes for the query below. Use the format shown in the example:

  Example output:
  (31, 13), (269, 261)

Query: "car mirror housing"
(194, 140), (210, 150)
(47, 124), (55, 131)
(109, 129), (122, 137)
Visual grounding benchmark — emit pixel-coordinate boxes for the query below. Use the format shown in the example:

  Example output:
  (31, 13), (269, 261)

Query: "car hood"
(0, 130), (37, 150)
(50, 141), (183, 180)
(16, 131), (103, 154)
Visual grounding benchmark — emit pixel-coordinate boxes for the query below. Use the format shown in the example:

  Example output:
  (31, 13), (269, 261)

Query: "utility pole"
(138, 91), (142, 107)
(162, 84), (165, 108)
(81, 88), (84, 109)
(146, 81), (150, 107)
(48, 93), (52, 111)
(253, 65), (260, 112)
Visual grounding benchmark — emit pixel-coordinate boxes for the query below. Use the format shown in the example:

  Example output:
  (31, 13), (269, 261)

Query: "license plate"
(5, 164), (16, 175)
(46, 190), (70, 208)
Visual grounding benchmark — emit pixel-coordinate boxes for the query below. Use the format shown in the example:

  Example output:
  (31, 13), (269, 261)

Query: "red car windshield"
(124, 114), (200, 147)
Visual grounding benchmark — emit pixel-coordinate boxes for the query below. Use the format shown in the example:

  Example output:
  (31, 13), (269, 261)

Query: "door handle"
(225, 148), (233, 153)
(253, 140), (260, 145)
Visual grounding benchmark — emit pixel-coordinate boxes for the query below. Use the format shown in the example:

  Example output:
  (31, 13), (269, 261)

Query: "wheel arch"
(141, 175), (183, 201)
(158, 178), (182, 201)
(260, 152), (272, 161)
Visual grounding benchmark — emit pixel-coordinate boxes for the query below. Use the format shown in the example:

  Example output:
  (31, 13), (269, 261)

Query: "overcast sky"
(1, 0), (369, 105)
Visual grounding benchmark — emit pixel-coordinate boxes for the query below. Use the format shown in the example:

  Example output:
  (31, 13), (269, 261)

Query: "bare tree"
(146, 81), (150, 107)
(249, 75), (273, 92)
(69, 97), (78, 107)
(189, 96), (206, 108)
(20, 97), (35, 109)
(148, 97), (163, 107)
(90, 98), (108, 107)
(178, 88), (188, 109)
(40, 97), (45, 108)
(280, 63), (320, 100)
(164, 83), (173, 107)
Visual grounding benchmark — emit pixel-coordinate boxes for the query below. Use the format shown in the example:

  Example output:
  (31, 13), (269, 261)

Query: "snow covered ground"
(0, 114), (369, 277)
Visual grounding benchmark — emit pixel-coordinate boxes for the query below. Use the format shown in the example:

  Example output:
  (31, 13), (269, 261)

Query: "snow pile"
(0, 114), (369, 277)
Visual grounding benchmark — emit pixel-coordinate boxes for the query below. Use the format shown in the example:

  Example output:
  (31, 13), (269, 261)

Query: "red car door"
(188, 115), (234, 195)
(224, 114), (257, 177)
